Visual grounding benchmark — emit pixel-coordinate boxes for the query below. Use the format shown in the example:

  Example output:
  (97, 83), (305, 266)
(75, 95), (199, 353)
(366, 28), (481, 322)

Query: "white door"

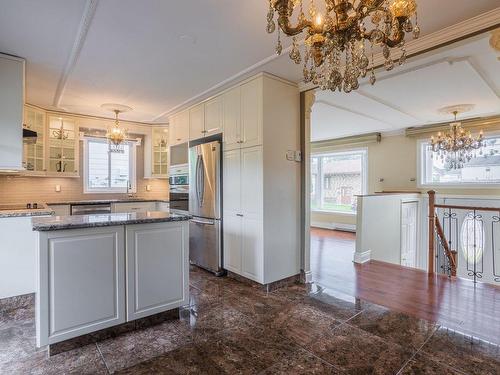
(401, 201), (418, 268)
(189, 104), (205, 141)
(223, 214), (242, 273)
(240, 78), (262, 148)
(223, 149), (241, 213)
(205, 96), (223, 136)
(241, 216), (264, 283)
(222, 86), (241, 150)
(241, 146), (263, 218)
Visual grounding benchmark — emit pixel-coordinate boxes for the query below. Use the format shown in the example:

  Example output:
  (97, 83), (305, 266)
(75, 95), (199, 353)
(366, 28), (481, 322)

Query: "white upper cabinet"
(189, 103), (205, 141)
(240, 78), (263, 149)
(47, 116), (79, 176)
(23, 106), (46, 173)
(222, 86), (241, 151)
(204, 96), (223, 137)
(0, 54), (24, 171)
(169, 110), (189, 146)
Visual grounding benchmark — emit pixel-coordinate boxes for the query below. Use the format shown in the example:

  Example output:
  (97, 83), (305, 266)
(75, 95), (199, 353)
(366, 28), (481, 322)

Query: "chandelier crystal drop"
(431, 106), (488, 171)
(266, 0), (420, 92)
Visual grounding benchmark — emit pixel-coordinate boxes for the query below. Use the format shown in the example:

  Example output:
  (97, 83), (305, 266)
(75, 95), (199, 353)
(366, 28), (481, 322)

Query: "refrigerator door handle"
(191, 218), (215, 225)
(199, 155), (205, 206)
(195, 154), (202, 207)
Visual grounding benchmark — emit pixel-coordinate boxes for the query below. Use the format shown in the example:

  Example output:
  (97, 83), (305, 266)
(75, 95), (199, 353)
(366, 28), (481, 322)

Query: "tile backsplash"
(0, 143), (169, 205)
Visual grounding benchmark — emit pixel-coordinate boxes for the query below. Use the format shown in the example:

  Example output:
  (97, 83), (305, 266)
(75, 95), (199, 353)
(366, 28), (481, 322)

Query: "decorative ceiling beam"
(314, 99), (396, 126)
(52, 0), (99, 108)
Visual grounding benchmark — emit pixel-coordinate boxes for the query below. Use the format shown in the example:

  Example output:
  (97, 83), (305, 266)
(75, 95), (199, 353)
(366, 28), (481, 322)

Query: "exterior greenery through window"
(311, 150), (367, 214)
(84, 138), (136, 193)
(420, 136), (500, 186)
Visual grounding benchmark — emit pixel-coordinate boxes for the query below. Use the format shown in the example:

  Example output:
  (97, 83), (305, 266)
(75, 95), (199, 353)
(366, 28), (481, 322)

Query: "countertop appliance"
(70, 203), (112, 215)
(188, 137), (223, 276)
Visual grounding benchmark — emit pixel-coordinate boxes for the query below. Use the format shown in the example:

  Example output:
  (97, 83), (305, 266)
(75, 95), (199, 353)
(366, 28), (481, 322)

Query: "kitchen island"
(32, 210), (190, 348)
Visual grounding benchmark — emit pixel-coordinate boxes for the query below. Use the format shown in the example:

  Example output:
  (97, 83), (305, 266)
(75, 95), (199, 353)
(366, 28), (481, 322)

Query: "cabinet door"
(168, 115), (177, 146)
(241, 146), (263, 218)
(222, 86), (241, 151)
(112, 202), (157, 213)
(126, 222), (189, 320)
(189, 104), (205, 141)
(176, 110), (190, 144)
(241, 216), (264, 283)
(223, 213), (242, 273)
(47, 116), (79, 176)
(37, 227), (125, 346)
(223, 149), (241, 213)
(204, 96), (222, 136)
(152, 127), (169, 178)
(23, 106), (46, 173)
(241, 78), (262, 148)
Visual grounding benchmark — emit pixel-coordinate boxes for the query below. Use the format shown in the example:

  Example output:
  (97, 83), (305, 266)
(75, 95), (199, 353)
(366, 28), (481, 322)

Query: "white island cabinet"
(33, 212), (189, 347)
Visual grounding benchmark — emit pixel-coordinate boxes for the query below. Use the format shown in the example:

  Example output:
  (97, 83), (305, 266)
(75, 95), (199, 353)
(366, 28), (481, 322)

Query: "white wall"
(355, 193), (422, 266)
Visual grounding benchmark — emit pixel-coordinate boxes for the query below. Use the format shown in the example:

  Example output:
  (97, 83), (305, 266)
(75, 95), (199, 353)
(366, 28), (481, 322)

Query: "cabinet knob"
(236, 213), (243, 217)
(177, 138), (181, 141)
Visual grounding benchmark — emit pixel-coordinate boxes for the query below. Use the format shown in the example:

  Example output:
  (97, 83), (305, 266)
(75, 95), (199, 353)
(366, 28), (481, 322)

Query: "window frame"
(83, 137), (137, 194)
(417, 134), (500, 189)
(311, 148), (368, 215)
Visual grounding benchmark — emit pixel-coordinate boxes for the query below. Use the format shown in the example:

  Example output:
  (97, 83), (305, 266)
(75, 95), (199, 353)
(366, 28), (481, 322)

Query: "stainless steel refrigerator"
(188, 139), (223, 275)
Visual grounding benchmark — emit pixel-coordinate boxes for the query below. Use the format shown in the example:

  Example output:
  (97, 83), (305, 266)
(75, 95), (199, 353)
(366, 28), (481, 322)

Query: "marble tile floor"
(1, 266), (499, 374)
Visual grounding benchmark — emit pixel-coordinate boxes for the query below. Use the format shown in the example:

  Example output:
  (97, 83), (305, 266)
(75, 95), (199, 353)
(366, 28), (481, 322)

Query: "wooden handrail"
(435, 215), (457, 276)
(428, 190), (435, 274)
(434, 204), (500, 213)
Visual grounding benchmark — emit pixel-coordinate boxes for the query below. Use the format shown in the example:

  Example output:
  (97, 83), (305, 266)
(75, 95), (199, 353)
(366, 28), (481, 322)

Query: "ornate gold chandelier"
(266, 0), (420, 92)
(101, 104), (132, 153)
(431, 105), (486, 170)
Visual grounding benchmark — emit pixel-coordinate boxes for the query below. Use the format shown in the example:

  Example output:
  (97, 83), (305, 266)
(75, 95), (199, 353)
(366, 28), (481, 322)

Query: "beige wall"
(311, 132), (500, 230)
(0, 110), (169, 205)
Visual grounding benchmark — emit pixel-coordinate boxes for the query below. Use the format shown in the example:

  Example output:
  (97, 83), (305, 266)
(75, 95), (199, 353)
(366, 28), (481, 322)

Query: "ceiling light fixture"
(431, 105), (488, 170)
(266, 0), (420, 92)
(101, 104), (132, 153)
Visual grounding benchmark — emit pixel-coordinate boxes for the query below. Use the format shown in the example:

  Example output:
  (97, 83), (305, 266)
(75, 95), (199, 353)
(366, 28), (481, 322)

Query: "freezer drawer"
(189, 218), (222, 275)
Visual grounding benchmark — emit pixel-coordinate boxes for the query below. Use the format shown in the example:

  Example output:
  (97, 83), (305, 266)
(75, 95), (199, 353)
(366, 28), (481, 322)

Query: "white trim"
(311, 209), (356, 216)
(353, 250), (371, 264)
(53, 0), (99, 107)
(83, 138), (137, 194)
(311, 221), (356, 232)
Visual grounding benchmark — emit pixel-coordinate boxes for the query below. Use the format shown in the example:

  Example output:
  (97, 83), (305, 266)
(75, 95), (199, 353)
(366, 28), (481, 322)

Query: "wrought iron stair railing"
(428, 190), (500, 284)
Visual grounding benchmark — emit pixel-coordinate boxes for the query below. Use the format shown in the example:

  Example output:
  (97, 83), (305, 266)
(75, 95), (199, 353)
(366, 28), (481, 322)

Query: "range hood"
(23, 128), (37, 144)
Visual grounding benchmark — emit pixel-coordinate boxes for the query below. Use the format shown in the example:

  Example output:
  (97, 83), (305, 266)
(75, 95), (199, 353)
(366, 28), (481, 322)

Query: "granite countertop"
(46, 199), (170, 206)
(0, 204), (54, 218)
(32, 210), (191, 231)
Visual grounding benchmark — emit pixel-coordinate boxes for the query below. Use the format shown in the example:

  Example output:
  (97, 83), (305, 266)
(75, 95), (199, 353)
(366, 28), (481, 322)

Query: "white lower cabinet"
(37, 226), (126, 346)
(112, 202), (157, 213)
(241, 216), (263, 282)
(125, 223), (189, 320)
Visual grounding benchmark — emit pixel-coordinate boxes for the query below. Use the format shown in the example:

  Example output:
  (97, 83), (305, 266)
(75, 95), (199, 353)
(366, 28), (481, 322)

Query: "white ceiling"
(0, 0), (498, 123)
(311, 33), (500, 142)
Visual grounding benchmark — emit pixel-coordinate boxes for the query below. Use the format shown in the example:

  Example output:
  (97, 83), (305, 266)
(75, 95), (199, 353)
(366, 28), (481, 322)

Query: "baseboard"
(353, 250), (371, 264)
(311, 221), (356, 232)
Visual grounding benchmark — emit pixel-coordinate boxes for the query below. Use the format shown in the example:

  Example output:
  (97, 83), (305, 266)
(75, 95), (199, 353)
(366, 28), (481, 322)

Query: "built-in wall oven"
(168, 142), (189, 212)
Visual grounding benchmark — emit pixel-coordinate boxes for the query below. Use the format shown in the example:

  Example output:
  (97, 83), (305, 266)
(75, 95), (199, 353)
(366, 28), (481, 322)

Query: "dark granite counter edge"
(32, 214), (191, 232)
(0, 209), (54, 219)
(46, 199), (170, 206)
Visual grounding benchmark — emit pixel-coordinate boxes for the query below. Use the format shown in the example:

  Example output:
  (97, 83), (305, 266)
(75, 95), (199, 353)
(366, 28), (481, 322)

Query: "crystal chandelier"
(431, 105), (486, 170)
(101, 104), (132, 153)
(266, 0), (420, 92)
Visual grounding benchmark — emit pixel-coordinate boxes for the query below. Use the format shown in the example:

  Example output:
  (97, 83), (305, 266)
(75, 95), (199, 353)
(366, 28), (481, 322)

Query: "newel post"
(428, 190), (436, 274)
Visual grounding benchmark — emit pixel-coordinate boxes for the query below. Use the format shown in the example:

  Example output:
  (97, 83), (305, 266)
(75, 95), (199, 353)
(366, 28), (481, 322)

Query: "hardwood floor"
(310, 227), (500, 344)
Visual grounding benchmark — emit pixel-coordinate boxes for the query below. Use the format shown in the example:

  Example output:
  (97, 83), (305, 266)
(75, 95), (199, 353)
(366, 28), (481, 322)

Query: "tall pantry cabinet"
(222, 74), (300, 285)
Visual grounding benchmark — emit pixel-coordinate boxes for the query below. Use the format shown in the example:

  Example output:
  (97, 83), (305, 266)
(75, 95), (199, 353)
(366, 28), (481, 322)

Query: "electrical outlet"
(294, 151), (302, 162)
(146, 185), (152, 192)
(55, 184), (61, 192)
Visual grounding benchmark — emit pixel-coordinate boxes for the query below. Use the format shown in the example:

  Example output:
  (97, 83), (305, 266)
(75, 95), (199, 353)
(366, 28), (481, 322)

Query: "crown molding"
(298, 7), (500, 92)
(52, 0), (99, 107)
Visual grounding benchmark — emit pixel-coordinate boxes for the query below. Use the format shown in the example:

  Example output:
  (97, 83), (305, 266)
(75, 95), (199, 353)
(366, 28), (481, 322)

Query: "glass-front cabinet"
(23, 106), (46, 173)
(152, 127), (169, 178)
(47, 115), (79, 176)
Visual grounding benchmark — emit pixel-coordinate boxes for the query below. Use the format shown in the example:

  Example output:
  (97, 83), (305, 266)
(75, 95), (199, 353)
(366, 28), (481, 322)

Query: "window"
(419, 136), (500, 186)
(84, 138), (136, 193)
(311, 149), (367, 214)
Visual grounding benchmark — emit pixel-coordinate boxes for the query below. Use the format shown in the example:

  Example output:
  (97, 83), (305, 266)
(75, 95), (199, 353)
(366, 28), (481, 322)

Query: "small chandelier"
(266, 0), (420, 92)
(101, 104), (132, 153)
(431, 105), (486, 170)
